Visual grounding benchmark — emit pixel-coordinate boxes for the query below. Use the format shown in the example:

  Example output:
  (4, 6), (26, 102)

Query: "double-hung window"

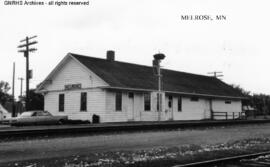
(59, 94), (65, 112)
(144, 93), (151, 111)
(80, 92), (87, 111)
(178, 97), (182, 112)
(115, 92), (122, 111)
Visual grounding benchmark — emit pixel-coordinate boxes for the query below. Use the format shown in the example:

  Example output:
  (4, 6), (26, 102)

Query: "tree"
(230, 84), (270, 116)
(251, 94), (270, 115)
(231, 84), (251, 96)
(0, 81), (12, 105)
(27, 89), (44, 110)
(231, 84), (251, 106)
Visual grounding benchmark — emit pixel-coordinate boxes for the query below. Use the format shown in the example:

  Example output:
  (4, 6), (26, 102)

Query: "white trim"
(36, 53), (109, 93)
(102, 86), (246, 99)
(36, 53), (246, 100)
(69, 54), (109, 87)
(36, 54), (70, 92)
(37, 86), (105, 93)
(40, 85), (245, 100)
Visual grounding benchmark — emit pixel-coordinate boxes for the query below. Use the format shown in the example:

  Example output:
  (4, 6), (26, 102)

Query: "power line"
(208, 71), (223, 79)
(18, 36), (38, 111)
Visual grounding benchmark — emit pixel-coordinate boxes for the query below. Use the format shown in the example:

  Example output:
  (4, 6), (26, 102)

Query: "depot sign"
(64, 84), (82, 90)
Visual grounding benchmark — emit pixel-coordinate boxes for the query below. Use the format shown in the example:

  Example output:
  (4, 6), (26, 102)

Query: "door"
(204, 99), (211, 119)
(127, 92), (134, 121)
(167, 96), (173, 120)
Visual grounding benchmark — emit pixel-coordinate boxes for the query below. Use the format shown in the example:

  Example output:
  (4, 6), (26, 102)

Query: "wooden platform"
(1, 119), (270, 138)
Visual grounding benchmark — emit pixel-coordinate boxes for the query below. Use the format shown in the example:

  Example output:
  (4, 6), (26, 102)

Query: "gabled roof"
(70, 53), (246, 99)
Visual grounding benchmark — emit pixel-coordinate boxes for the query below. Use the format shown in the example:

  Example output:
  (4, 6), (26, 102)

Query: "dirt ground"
(1, 123), (270, 164)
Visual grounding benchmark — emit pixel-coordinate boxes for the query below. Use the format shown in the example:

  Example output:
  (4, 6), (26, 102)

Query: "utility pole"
(12, 62), (16, 117)
(153, 53), (165, 121)
(12, 62), (15, 100)
(18, 77), (24, 98)
(18, 36), (37, 111)
(208, 71), (223, 79)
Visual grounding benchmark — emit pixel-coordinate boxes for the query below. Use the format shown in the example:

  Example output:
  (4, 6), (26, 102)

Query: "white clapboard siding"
(140, 92), (160, 121)
(42, 55), (243, 122)
(104, 91), (128, 122)
(212, 99), (242, 112)
(44, 89), (106, 121)
(104, 91), (162, 122)
(169, 97), (205, 120)
(160, 96), (242, 121)
(133, 93), (144, 121)
(212, 99), (242, 120)
(42, 56), (108, 121)
(44, 56), (108, 91)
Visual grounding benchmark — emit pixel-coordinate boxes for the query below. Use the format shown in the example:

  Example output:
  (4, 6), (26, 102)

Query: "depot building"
(36, 51), (246, 122)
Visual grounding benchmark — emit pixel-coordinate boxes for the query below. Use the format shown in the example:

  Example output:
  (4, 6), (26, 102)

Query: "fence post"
(226, 112), (228, 120)
(233, 112), (235, 120)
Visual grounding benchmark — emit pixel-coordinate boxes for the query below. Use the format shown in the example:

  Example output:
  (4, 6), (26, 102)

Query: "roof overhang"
(102, 86), (247, 100)
(36, 54), (71, 92)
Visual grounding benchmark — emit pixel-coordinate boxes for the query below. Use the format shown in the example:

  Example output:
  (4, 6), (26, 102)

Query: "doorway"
(204, 99), (211, 119)
(167, 96), (173, 120)
(127, 92), (134, 121)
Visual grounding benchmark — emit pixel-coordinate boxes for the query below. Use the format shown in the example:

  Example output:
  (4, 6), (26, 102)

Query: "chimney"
(106, 50), (115, 61)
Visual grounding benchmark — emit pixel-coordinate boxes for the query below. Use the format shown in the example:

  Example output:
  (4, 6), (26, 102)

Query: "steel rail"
(172, 151), (270, 167)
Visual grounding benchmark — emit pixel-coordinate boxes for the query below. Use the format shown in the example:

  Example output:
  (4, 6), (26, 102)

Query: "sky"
(0, 0), (270, 99)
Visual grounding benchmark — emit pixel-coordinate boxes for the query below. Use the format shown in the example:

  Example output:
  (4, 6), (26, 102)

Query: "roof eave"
(36, 53), (111, 92)
(101, 86), (247, 100)
(36, 54), (71, 92)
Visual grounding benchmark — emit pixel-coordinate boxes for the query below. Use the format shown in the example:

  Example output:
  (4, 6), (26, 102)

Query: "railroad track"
(172, 151), (270, 167)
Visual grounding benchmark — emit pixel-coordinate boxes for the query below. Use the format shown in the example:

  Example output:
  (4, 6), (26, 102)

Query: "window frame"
(115, 92), (122, 111)
(144, 93), (151, 111)
(80, 92), (87, 111)
(225, 100), (231, 104)
(168, 95), (173, 108)
(59, 93), (65, 112)
(178, 96), (182, 112)
(190, 96), (199, 102)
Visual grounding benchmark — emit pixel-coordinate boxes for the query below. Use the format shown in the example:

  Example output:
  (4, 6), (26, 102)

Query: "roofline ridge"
(70, 52), (212, 79)
(162, 68), (214, 79)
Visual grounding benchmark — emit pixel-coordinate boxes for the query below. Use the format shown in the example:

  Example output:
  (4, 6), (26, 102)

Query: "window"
(168, 96), (173, 108)
(80, 92), (87, 111)
(59, 94), (65, 112)
(190, 96), (199, 102)
(128, 92), (134, 98)
(115, 92), (122, 111)
(144, 93), (151, 111)
(225, 100), (231, 104)
(178, 97), (182, 112)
